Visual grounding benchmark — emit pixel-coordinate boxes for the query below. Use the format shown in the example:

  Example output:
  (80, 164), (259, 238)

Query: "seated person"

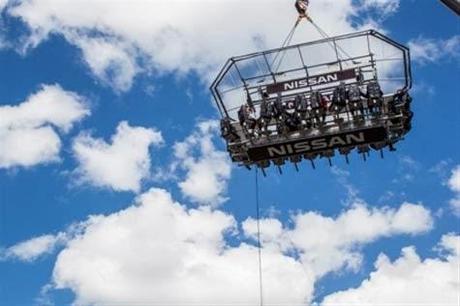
(366, 81), (384, 114)
(274, 98), (300, 136)
(331, 82), (348, 119)
(347, 84), (365, 117)
(238, 104), (257, 136)
(296, 94), (312, 128)
(287, 98), (302, 130)
(310, 90), (327, 127)
(220, 117), (239, 142)
(258, 92), (274, 135)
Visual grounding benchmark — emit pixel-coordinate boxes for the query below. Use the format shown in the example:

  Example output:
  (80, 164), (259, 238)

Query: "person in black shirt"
(296, 94), (311, 129)
(347, 84), (365, 118)
(220, 117), (238, 142)
(310, 90), (325, 127)
(258, 91), (273, 136)
(366, 81), (383, 115)
(238, 104), (257, 137)
(331, 82), (348, 120)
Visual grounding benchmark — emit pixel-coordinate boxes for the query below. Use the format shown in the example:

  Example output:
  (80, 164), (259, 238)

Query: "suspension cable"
(271, 21), (300, 71)
(271, 16), (358, 75)
(274, 26), (298, 73)
(255, 168), (264, 306)
(309, 19), (355, 62)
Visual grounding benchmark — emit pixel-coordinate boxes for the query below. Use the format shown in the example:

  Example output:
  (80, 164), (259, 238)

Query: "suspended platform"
(210, 30), (413, 173)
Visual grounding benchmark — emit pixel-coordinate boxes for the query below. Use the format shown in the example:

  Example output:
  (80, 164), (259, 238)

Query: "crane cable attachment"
(273, 13), (358, 73)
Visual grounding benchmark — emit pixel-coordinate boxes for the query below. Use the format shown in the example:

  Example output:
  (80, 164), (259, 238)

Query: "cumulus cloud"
(72, 121), (163, 192)
(408, 35), (460, 65)
(23, 187), (433, 305)
(448, 165), (460, 216)
(0, 84), (90, 169)
(0, 0), (7, 11)
(7, 0), (394, 92)
(244, 202), (433, 277)
(359, 0), (400, 18)
(1, 233), (66, 262)
(173, 120), (231, 206)
(68, 34), (139, 92)
(321, 233), (460, 306)
(51, 188), (311, 306)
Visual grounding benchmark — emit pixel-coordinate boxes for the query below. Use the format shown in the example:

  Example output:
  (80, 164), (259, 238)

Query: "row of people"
(236, 81), (385, 138)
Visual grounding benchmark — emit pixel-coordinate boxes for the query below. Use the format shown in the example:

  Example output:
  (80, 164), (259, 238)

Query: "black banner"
(247, 126), (387, 162)
(266, 69), (356, 94)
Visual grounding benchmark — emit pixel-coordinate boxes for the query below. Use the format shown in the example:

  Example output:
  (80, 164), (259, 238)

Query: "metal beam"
(440, 0), (460, 15)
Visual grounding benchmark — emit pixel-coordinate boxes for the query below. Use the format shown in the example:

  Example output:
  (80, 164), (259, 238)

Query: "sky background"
(0, 0), (459, 305)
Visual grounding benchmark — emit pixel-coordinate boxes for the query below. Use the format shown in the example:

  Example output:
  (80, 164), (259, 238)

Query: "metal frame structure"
(210, 30), (413, 172)
(211, 30), (412, 117)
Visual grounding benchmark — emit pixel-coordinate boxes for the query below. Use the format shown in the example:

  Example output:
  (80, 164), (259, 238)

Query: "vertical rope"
(271, 21), (299, 69)
(274, 27), (297, 73)
(255, 168), (264, 306)
(309, 20), (355, 61)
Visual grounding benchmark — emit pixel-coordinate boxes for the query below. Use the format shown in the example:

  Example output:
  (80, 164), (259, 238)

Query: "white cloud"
(321, 234), (460, 306)
(360, 0), (400, 18)
(244, 202), (433, 277)
(72, 121), (163, 193)
(1, 233), (66, 262)
(69, 34), (139, 92)
(51, 188), (311, 306)
(412, 81), (436, 98)
(8, 0), (395, 92)
(448, 165), (460, 216)
(0, 0), (7, 11)
(331, 167), (360, 205)
(0, 126), (61, 168)
(9, 188), (435, 305)
(448, 166), (460, 192)
(0, 84), (90, 169)
(0, 35), (8, 50)
(408, 35), (460, 65)
(174, 120), (231, 206)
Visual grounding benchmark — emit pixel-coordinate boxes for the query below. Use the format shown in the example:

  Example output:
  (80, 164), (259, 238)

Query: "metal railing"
(211, 30), (412, 119)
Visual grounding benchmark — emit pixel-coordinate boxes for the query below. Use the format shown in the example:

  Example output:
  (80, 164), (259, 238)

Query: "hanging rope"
(275, 25), (297, 73)
(309, 19), (356, 62)
(271, 16), (359, 75)
(271, 21), (300, 72)
(255, 168), (264, 306)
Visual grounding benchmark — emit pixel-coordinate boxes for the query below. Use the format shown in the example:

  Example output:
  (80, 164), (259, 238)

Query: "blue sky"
(0, 1), (459, 305)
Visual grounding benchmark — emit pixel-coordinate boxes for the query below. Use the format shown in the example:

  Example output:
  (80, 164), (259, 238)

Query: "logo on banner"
(247, 127), (387, 162)
(266, 69), (356, 94)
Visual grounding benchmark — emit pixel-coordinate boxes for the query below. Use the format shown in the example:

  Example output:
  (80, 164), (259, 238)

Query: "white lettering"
(327, 74), (338, 82)
(317, 76), (328, 84)
(284, 82), (296, 90)
(263, 131), (371, 159)
(329, 136), (347, 146)
(346, 132), (365, 143)
(294, 141), (311, 153)
(268, 146), (287, 157)
(311, 138), (328, 150)
(298, 79), (309, 88)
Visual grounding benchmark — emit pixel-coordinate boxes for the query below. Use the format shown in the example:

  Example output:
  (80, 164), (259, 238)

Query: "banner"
(247, 126), (387, 162)
(266, 69), (356, 94)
